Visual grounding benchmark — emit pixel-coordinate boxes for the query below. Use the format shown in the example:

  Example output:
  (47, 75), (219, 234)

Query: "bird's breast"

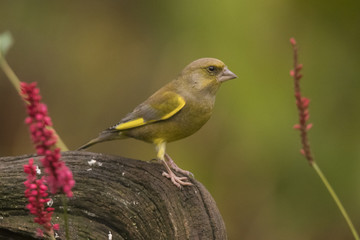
(124, 98), (214, 143)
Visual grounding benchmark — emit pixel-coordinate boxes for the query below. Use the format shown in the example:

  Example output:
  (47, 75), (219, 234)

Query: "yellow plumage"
(78, 58), (237, 188)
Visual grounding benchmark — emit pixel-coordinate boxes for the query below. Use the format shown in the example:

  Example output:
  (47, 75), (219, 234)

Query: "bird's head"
(179, 58), (237, 95)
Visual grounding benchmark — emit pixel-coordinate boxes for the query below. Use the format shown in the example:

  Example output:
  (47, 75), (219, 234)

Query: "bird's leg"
(156, 142), (192, 188)
(165, 153), (194, 178)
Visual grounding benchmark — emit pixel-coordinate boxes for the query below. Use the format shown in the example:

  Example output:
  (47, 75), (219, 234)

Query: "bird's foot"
(162, 170), (193, 188)
(165, 153), (194, 178)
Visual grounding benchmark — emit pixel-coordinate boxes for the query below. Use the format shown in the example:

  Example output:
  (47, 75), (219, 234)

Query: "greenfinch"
(78, 58), (237, 188)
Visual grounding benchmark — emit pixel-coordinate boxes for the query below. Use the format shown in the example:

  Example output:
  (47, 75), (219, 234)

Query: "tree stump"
(0, 151), (227, 239)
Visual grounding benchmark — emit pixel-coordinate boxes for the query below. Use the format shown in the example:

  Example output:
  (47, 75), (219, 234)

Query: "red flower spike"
(53, 224), (60, 231)
(301, 97), (310, 108)
(290, 38), (314, 164)
(300, 149), (305, 155)
(21, 82), (75, 236)
(290, 37), (297, 46)
(21, 82), (74, 196)
(24, 159), (57, 235)
(25, 117), (32, 124)
(290, 70), (295, 77)
(296, 63), (303, 71)
(36, 229), (44, 237)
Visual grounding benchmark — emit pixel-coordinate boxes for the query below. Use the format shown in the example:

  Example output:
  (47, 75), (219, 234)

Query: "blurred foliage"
(1, 1), (360, 239)
(0, 31), (13, 56)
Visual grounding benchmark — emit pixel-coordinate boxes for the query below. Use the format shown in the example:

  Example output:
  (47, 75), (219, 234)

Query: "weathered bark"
(0, 151), (226, 240)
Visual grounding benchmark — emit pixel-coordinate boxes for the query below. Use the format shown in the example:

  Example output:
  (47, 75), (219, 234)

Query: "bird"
(78, 58), (237, 188)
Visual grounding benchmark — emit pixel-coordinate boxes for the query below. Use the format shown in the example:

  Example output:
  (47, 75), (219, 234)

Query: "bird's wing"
(112, 91), (185, 131)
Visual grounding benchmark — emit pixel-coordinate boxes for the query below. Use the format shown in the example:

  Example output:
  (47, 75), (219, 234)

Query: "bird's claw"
(162, 171), (193, 188)
(168, 162), (194, 178)
(165, 154), (194, 178)
(173, 168), (194, 178)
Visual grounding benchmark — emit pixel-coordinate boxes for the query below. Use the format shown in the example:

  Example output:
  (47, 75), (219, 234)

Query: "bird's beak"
(219, 67), (237, 82)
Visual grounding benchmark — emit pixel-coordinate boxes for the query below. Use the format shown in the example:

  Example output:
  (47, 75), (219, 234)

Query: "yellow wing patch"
(114, 92), (185, 131)
(160, 95), (186, 120)
(115, 118), (145, 130)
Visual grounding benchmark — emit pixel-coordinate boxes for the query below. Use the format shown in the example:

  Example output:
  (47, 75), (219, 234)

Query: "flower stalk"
(290, 37), (359, 240)
(1, 32), (73, 239)
(20, 82), (75, 239)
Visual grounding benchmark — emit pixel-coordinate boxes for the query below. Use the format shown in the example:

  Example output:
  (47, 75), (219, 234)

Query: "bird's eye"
(207, 66), (216, 72)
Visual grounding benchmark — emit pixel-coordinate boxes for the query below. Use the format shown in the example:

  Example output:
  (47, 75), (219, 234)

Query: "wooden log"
(0, 151), (227, 239)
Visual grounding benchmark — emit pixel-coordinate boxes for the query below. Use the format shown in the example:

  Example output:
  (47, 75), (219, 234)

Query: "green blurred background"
(1, 1), (360, 239)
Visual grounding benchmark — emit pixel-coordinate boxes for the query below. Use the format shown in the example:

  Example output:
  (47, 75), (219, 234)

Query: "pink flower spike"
(290, 38), (314, 164)
(21, 82), (75, 235)
(20, 81), (74, 197)
(293, 124), (301, 130)
(300, 149), (305, 155)
(20, 81), (27, 89)
(31, 190), (38, 196)
(36, 228), (44, 237)
(301, 97), (310, 108)
(25, 117), (33, 124)
(23, 158), (56, 234)
(296, 64), (303, 71)
(290, 70), (295, 77)
(39, 103), (48, 113)
(35, 113), (43, 121)
(290, 37), (297, 46)
(53, 224), (60, 231)
(44, 116), (52, 126)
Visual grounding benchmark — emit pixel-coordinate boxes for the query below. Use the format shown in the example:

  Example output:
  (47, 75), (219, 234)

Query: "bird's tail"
(77, 130), (126, 151)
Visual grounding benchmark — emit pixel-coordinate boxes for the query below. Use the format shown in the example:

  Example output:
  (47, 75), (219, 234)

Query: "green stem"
(53, 130), (69, 152)
(61, 195), (70, 240)
(0, 57), (69, 151)
(0, 57), (21, 92)
(48, 232), (56, 240)
(312, 162), (359, 240)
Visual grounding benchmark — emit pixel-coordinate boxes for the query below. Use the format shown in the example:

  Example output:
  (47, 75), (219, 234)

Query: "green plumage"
(78, 58), (237, 187)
